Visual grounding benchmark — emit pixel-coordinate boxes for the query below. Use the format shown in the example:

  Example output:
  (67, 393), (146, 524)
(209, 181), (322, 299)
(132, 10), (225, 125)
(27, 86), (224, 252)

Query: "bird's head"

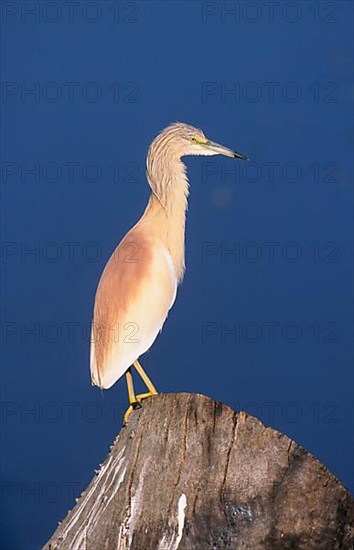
(151, 122), (248, 160)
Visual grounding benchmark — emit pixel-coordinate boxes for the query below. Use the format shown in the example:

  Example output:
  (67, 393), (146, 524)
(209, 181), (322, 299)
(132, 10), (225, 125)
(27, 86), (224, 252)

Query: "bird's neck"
(143, 156), (189, 282)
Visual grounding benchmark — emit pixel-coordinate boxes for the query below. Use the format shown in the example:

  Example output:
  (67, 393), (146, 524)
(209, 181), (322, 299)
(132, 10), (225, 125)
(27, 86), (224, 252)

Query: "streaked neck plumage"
(143, 145), (189, 283)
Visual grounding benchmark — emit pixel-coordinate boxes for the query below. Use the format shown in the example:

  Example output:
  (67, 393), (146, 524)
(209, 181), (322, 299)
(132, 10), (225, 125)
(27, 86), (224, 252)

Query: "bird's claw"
(123, 391), (158, 425)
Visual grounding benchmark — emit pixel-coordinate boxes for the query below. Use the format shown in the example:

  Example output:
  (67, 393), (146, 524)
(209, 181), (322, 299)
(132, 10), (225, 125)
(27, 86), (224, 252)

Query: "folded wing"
(90, 228), (177, 389)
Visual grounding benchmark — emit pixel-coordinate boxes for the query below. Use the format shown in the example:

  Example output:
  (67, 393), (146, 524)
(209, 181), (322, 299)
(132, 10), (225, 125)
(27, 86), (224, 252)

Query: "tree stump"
(44, 393), (353, 549)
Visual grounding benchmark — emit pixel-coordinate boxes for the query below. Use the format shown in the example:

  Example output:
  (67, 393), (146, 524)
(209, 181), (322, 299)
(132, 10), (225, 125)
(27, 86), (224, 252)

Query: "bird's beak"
(204, 140), (248, 160)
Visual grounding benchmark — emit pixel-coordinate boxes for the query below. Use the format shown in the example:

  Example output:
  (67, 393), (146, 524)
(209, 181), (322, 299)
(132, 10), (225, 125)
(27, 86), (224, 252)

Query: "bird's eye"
(191, 137), (198, 143)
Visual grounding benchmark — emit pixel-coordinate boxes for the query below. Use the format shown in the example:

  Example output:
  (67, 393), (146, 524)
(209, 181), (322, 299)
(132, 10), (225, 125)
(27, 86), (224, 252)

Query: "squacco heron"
(90, 122), (247, 423)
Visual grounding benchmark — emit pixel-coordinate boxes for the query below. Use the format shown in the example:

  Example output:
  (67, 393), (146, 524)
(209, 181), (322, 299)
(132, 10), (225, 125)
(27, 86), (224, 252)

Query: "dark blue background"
(1, 1), (353, 548)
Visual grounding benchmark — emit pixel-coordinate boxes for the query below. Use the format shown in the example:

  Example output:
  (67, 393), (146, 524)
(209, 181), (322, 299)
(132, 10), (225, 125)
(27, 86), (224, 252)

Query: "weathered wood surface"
(44, 393), (353, 550)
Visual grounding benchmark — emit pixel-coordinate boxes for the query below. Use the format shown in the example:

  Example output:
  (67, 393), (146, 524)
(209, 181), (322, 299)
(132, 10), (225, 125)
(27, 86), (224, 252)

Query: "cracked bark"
(43, 393), (353, 550)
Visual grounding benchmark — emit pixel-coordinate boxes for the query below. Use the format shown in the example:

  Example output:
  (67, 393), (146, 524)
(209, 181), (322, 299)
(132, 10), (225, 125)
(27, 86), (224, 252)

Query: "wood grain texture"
(44, 393), (353, 550)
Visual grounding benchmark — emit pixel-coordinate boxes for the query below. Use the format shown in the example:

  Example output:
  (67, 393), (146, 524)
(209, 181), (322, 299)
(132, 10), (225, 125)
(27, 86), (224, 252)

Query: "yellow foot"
(123, 391), (158, 425)
(136, 391), (158, 401)
(123, 401), (141, 425)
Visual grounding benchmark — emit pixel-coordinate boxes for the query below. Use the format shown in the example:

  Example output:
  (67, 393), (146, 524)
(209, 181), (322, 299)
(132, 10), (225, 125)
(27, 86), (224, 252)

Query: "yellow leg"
(123, 362), (158, 425)
(123, 368), (141, 425)
(133, 360), (158, 396)
(126, 367), (136, 403)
